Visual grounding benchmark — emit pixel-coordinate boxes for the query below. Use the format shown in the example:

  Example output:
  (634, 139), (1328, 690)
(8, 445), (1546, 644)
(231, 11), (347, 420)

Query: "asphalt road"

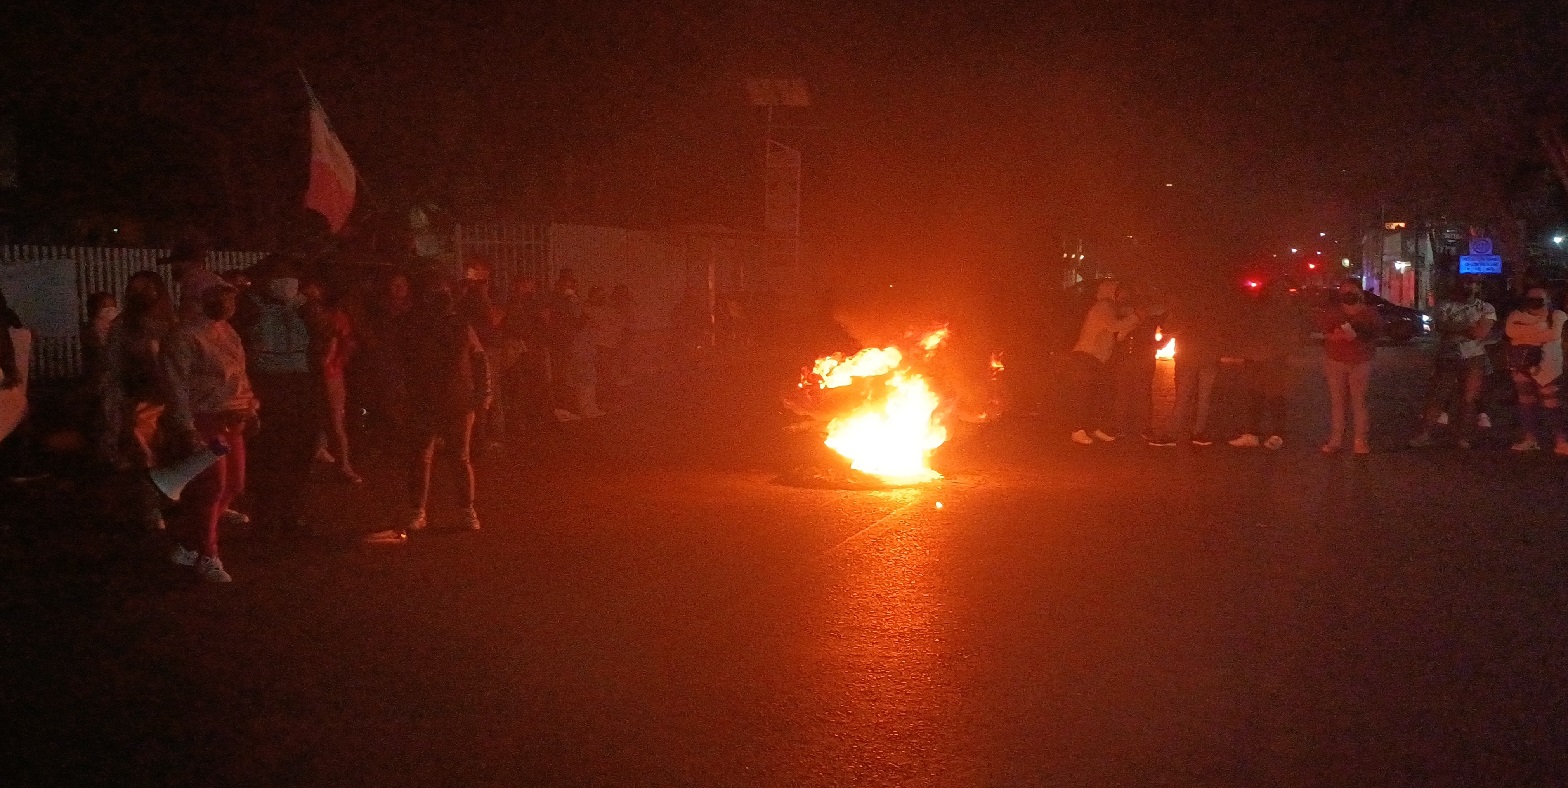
(4, 342), (1568, 786)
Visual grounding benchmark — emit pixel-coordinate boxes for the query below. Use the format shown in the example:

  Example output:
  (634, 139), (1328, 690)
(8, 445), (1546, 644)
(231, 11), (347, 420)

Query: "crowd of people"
(0, 248), (637, 582)
(10, 250), (1568, 583)
(1065, 272), (1568, 456)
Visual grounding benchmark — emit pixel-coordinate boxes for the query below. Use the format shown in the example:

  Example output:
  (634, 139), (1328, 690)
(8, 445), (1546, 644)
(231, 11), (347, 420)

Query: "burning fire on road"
(789, 327), (965, 486)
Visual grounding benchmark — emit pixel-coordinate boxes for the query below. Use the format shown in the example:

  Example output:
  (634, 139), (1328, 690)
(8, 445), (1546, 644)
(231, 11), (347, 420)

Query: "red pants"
(172, 412), (247, 559)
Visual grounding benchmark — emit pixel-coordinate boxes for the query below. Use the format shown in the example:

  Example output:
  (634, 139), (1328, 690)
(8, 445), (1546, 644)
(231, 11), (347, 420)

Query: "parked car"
(1361, 291), (1428, 344)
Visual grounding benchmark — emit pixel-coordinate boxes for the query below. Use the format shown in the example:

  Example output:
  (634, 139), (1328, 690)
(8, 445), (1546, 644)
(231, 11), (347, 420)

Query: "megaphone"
(149, 439), (231, 502)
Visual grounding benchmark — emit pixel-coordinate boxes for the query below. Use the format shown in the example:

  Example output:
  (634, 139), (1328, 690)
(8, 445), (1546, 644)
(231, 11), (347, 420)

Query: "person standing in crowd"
(500, 275), (552, 437)
(1503, 287), (1568, 454)
(1111, 288), (1163, 442)
(161, 244), (226, 322)
(365, 273), (491, 543)
(358, 272), (415, 435)
(0, 284), (20, 389)
(1147, 289), (1224, 447)
(1068, 279), (1141, 444)
(545, 269), (594, 420)
(100, 272), (177, 531)
(0, 285), (29, 478)
(1314, 278), (1384, 455)
(237, 256), (315, 533)
(162, 280), (257, 583)
(1409, 277), (1496, 449)
(458, 259), (505, 445)
(302, 279), (362, 483)
(80, 291), (118, 391)
(1228, 280), (1300, 449)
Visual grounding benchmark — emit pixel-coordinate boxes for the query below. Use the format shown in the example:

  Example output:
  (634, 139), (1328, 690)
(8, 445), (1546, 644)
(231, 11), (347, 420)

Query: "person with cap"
(161, 278), (258, 583)
(237, 254), (316, 534)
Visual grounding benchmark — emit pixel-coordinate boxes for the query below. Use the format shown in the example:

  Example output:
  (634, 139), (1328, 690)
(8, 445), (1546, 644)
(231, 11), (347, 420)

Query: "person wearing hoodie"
(1312, 278), (1384, 454)
(1068, 279), (1141, 444)
(1502, 286), (1568, 454)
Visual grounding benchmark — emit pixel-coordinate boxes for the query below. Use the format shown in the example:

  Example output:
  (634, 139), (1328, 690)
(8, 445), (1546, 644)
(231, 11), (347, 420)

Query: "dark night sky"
(3, 1), (1565, 275)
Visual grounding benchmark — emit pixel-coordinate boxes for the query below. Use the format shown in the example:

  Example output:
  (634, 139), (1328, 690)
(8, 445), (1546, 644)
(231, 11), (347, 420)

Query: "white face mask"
(267, 277), (301, 305)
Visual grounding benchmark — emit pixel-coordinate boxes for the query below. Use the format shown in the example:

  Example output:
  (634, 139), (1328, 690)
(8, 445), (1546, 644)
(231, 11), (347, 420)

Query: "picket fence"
(0, 246), (265, 380)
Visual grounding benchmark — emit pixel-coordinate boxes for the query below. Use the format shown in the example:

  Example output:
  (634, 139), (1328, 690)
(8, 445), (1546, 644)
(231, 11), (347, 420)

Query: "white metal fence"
(1, 246), (264, 380)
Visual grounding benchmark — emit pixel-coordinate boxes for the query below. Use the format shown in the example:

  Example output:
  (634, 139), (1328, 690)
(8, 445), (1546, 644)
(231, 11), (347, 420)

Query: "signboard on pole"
(1459, 254), (1503, 274)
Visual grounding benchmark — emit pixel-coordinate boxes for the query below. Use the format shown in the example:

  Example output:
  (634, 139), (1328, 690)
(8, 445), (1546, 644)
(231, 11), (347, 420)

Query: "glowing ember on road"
(800, 328), (952, 485)
(1156, 336), (1176, 359)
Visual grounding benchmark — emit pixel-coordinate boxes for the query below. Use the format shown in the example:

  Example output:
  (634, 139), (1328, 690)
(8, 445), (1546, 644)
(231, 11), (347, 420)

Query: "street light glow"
(1555, 235), (1565, 245)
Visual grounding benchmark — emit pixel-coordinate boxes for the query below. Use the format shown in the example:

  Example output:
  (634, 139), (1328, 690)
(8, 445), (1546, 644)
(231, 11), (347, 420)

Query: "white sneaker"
(1228, 434), (1260, 448)
(459, 507), (481, 531)
(1070, 429), (1094, 445)
(220, 509), (249, 526)
(1512, 437), (1541, 452)
(1477, 413), (1492, 429)
(363, 528), (408, 545)
(1435, 412), (1449, 426)
(1091, 429), (1117, 443)
(195, 555), (232, 583)
(1263, 435), (1285, 450)
(554, 408), (581, 422)
(170, 544), (198, 566)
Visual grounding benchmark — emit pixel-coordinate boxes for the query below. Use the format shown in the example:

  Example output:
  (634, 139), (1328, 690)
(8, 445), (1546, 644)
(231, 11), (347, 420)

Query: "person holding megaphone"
(161, 279), (259, 583)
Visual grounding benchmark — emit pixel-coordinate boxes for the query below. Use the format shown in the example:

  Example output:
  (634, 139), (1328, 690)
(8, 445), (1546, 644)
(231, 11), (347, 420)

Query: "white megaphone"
(149, 439), (231, 502)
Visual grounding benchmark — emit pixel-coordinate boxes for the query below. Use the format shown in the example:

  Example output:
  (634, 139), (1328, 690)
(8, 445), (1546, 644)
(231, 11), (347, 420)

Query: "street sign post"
(1459, 254), (1503, 274)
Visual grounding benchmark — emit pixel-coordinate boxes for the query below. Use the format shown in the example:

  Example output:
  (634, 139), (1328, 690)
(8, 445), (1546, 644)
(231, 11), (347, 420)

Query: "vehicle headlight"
(1420, 314), (1432, 326)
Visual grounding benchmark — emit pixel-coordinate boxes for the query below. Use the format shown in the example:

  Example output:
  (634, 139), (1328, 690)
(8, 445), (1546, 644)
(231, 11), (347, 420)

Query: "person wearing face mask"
(1503, 287), (1568, 454)
(1409, 277), (1496, 449)
(237, 255), (315, 534)
(364, 272), (491, 543)
(161, 280), (258, 582)
(1312, 278), (1384, 454)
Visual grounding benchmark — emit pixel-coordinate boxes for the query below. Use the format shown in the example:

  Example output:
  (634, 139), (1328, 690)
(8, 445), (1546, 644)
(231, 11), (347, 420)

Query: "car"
(1360, 291), (1427, 344)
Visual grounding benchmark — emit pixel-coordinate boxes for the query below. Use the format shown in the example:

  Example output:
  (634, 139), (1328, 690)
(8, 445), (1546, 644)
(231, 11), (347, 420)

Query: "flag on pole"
(303, 75), (357, 233)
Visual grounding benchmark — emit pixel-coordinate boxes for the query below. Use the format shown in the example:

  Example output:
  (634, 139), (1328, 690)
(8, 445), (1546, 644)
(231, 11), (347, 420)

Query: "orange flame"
(989, 352), (1005, 378)
(1156, 337), (1176, 359)
(809, 329), (950, 484)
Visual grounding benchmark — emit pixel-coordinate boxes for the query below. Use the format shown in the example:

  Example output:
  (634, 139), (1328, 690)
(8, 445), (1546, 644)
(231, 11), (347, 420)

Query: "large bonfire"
(795, 328), (954, 485)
